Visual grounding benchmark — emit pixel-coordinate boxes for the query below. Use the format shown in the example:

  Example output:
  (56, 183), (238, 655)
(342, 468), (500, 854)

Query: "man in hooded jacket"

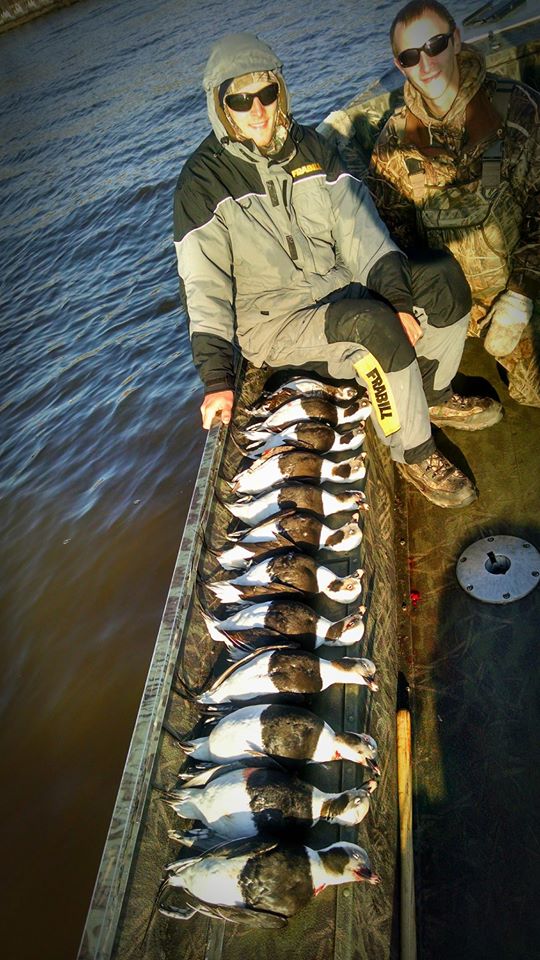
(369, 0), (540, 407)
(173, 31), (502, 508)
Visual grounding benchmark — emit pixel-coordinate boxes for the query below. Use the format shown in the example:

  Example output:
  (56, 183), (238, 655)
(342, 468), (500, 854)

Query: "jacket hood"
(404, 45), (486, 130)
(203, 32), (283, 91)
(203, 32), (292, 160)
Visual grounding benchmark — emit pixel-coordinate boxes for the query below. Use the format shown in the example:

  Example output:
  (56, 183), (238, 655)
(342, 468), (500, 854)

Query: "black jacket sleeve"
(366, 251), (414, 315)
(191, 332), (236, 392)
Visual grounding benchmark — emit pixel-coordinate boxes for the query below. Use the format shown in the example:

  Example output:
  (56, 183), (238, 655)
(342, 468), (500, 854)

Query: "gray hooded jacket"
(174, 33), (404, 391)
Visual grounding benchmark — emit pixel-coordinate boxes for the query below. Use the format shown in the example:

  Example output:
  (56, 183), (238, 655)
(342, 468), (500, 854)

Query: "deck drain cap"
(456, 535), (540, 604)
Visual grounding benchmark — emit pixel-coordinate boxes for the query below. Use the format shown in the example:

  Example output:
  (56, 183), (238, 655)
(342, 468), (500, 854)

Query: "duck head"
(335, 732), (380, 773)
(322, 779), (378, 825)
(332, 452), (367, 483)
(337, 489), (368, 510)
(338, 657), (378, 691)
(319, 842), (380, 885)
(323, 568), (364, 603)
(323, 518), (363, 552)
(326, 607), (366, 645)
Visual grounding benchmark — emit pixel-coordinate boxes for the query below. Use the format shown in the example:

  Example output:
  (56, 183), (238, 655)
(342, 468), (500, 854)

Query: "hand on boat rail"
(201, 389), (234, 429)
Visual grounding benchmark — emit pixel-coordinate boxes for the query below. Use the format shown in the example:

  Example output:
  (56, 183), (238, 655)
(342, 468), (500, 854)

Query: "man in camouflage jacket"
(369, 0), (540, 406)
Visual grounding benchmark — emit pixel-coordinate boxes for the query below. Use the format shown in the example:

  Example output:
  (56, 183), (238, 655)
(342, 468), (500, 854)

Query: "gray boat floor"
(401, 336), (540, 959)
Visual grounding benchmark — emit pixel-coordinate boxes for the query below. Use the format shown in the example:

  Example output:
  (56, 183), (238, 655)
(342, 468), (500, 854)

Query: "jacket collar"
(218, 121), (299, 169)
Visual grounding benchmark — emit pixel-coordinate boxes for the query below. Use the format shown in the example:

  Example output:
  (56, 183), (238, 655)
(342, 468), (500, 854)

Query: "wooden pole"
(397, 672), (417, 960)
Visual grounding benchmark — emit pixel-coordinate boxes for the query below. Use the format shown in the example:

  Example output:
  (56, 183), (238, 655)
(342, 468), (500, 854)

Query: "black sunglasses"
(225, 82), (279, 112)
(397, 31), (454, 68)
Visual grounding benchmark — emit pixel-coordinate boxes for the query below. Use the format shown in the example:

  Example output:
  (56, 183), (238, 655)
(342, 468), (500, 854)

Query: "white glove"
(484, 290), (533, 357)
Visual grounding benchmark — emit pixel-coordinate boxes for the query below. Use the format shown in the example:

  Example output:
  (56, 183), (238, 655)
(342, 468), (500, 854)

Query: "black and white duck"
(201, 599), (366, 653)
(165, 762), (378, 840)
(240, 421), (365, 457)
(230, 447), (367, 495)
(224, 483), (368, 525)
(159, 836), (379, 927)
(249, 376), (361, 416)
(246, 396), (370, 431)
(206, 552), (364, 604)
(196, 647), (377, 708)
(217, 511), (363, 570)
(180, 703), (379, 770)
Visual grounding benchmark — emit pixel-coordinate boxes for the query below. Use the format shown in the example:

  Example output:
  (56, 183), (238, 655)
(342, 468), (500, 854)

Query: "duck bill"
(325, 570), (364, 604)
(355, 867), (381, 885)
(366, 758), (381, 776)
(326, 585), (363, 604)
(362, 778), (379, 795)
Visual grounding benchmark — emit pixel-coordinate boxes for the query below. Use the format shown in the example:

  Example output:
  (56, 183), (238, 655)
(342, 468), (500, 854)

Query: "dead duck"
(250, 377), (361, 416)
(217, 511), (363, 570)
(180, 702), (379, 770)
(230, 447), (367, 495)
(196, 647), (377, 708)
(224, 483), (368, 525)
(207, 552), (364, 604)
(201, 599), (366, 651)
(165, 762), (378, 840)
(240, 421), (366, 457)
(158, 837), (379, 927)
(246, 396), (371, 431)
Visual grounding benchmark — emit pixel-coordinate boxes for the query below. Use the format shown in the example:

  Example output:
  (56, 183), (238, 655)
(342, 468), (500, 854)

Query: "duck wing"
(268, 553), (319, 594)
(177, 756), (287, 787)
(228, 508), (297, 544)
(275, 513), (321, 549)
(227, 533), (295, 558)
(175, 763), (240, 788)
(241, 842), (313, 917)
(197, 898), (289, 927)
(230, 446), (299, 492)
(167, 836), (279, 874)
(250, 386), (297, 415)
(160, 892), (288, 927)
(205, 836), (280, 861)
(263, 599), (320, 636)
(170, 837), (309, 921)
(240, 581), (307, 599)
(200, 646), (293, 694)
(287, 421), (336, 452)
(264, 397), (339, 429)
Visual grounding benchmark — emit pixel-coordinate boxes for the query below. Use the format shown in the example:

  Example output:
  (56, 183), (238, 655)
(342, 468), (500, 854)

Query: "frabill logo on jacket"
(291, 163), (323, 179)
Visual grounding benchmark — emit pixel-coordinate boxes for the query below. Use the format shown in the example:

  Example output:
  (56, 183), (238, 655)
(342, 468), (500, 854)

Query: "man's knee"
(410, 250), (472, 327)
(325, 299), (415, 372)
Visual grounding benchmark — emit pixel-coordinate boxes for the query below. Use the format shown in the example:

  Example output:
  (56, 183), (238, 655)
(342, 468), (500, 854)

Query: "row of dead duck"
(152, 376), (383, 934)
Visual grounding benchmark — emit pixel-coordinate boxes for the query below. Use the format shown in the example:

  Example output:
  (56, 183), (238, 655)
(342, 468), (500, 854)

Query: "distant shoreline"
(0, 0), (81, 33)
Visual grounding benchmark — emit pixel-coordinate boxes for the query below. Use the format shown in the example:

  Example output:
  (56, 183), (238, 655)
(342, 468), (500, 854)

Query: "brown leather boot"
(397, 451), (477, 508)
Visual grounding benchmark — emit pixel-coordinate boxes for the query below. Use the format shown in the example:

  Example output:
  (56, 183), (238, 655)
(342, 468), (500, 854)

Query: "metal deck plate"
(456, 535), (540, 603)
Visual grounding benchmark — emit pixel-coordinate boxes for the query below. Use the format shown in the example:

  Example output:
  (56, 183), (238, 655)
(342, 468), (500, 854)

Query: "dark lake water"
(0, 0), (475, 956)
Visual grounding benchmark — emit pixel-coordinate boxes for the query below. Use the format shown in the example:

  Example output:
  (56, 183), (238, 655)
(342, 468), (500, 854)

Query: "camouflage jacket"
(369, 47), (540, 310)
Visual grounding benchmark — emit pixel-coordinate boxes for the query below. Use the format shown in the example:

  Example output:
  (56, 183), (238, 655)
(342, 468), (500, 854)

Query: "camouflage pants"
(470, 301), (540, 407)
